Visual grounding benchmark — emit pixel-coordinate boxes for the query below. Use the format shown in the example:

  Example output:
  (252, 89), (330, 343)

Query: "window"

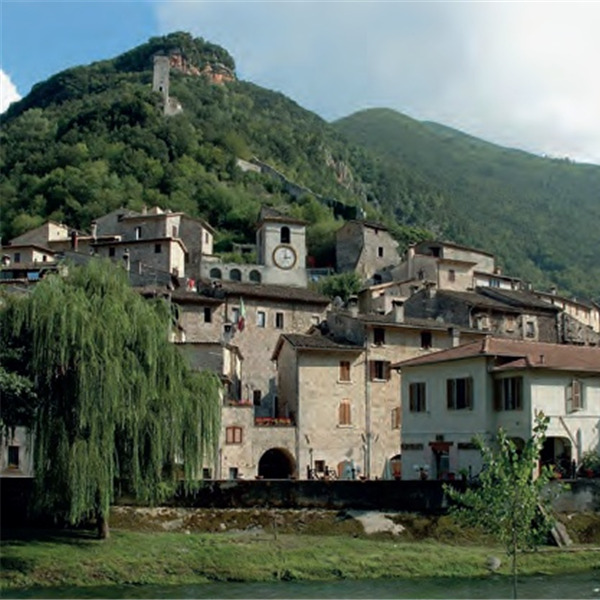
(280, 226), (290, 244)
(377, 246), (384, 258)
(391, 407), (402, 429)
(253, 390), (262, 406)
(505, 315), (516, 332)
(7, 446), (19, 468)
(373, 327), (385, 346)
(210, 268), (222, 279)
(204, 232), (209, 244)
(448, 269), (456, 282)
(226, 426), (243, 444)
(231, 307), (240, 325)
(203, 307), (212, 323)
(275, 312), (284, 329)
(202, 468), (212, 479)
(314, 460), (325, 474)
(108, 247), (115, 258)
(154, 243), (162, 254)
(249, 269), (261, 283)
(172, 225), (178, 238)
(230, 268), (241, 281)
(490, 278), (500, 288)
(420, 331), (432, 349)
(338, 400), (352, 425)
(339, 360), (351, 382)
(447, 377), (473, 410)
(135, 226), (142, 240)
(369, 360), (391, 381)
(228, 467), (239, 480)
(409, 382), (427, 412)
(525, 320), (535, 338)
(42, 255), (47, 262)
(566, 379), (584, 412)
(494, 377), (523, 411)
(257, 311), (266, 328)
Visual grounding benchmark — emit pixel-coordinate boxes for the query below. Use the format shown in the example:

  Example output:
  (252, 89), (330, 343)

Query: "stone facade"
(336, 221), (401, 283)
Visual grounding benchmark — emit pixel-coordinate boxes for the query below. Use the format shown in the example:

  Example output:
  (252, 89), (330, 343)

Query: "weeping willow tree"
(0, 259), (221, 538)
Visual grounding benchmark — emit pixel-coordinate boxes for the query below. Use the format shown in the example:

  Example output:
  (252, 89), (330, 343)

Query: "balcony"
(254, 416), (294, 427)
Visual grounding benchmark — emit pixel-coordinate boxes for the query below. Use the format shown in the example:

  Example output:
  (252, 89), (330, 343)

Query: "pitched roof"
(393, 337), (600, 373)
(174, 279), (330, 306)
(272, 332), (363, 360)
(357, 312), (477, 332)
(477, 287), (558, 311)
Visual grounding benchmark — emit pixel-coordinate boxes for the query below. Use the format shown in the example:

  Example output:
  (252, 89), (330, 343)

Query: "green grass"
(2, 529), (599, 591)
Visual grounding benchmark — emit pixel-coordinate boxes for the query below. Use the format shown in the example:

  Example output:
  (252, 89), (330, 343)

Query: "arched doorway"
(258, 448), (296, 479)
(541, 436), (573, 478)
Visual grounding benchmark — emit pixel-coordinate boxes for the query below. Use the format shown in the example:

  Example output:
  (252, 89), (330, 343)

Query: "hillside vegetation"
(1, 32), (598, 299)
(334, 108), (600, 300)
(0, 33), (429, 267)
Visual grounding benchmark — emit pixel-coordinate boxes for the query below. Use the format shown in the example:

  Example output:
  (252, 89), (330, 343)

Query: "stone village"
(2, 202), (599, 485)
(2, 49), (599, 488)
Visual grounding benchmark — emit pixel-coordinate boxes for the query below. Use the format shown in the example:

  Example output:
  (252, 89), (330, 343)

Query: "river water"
(7, 572), (600, 599)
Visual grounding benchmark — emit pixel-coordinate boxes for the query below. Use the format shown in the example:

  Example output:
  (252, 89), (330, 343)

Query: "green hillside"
(3, 33), (434, 267)
(334, 108), (600, 300)
(1, 33), (598, 300)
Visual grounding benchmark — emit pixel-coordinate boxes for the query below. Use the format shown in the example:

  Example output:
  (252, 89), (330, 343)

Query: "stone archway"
(258, 447), (296, 479)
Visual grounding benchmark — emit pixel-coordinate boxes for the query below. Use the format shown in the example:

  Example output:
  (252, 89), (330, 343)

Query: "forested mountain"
(0, 33), (430, 267)
(1, 33), (599, 300)
(334, 109), (600, 300)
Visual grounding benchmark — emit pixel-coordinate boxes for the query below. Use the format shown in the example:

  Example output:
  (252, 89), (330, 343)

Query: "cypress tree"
(0, 259), (221, 538)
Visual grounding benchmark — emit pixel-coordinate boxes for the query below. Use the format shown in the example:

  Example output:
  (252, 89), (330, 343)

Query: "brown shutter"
(369, 360), (376, 381)
(494, 379), (503, 411)
(572, 380), (582, 410)
(447, 379), (454, 409)
(466, 377), (473, 409)
(384, 361), (391, 381)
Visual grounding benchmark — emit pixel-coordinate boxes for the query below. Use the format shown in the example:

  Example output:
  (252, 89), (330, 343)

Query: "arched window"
(249, 270), (262, 283)
(210, 268), (222, 279)
(230, 268), (242, 281)
(280, 226), (290, 244)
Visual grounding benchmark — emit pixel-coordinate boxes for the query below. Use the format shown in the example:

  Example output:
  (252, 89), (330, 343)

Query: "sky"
(1, 0), (599, 165)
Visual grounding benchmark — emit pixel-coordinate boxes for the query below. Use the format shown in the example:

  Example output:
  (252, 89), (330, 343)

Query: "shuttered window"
(447, 377), (473, 410)
(566, 379), (583, 412)
(369, 360), (391, 381)
(339, 361), (351, 382)
(494, 377), (523, 411)
(409, 382), (427, 412)
(338, 400), (352, 425)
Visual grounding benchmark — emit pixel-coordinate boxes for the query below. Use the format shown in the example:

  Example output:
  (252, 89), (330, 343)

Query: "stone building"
(336, 221), (401, 284)
(201, 207), (309, 288)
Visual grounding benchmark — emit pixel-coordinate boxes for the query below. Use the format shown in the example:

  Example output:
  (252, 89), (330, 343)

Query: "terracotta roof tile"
(393, 337), (600, 373)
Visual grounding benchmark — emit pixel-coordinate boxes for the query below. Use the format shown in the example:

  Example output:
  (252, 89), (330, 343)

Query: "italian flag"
(237, 297), (246, 331)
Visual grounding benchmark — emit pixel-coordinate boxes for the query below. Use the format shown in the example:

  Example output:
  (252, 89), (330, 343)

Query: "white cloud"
(0, 69), (21, 113)
(155, 1), (600, 164)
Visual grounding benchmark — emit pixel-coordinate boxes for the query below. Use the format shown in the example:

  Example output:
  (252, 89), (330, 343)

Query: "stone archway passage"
(258, 447), (296, 479)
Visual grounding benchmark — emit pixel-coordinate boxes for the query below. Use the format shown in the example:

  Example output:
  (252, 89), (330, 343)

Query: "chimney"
(392, 299), (405, 323)
(347, 295), (359, 318)
(448, 326), (460, 347)
(407, 244), (416, 279)
(123, 249), (130, 272)
(550, 285), (557, 295)
(481, 334), (491, 353)
(494, 266), (502, 275)
(70, 230), (78, 251)
(90, 220), (98, 241)
(424, 281), (437, 299)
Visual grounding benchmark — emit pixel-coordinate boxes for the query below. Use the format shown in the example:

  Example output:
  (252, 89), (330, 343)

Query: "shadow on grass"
(1, 528), (99, 544)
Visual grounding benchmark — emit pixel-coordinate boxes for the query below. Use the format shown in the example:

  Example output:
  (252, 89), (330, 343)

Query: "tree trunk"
(97, 512), (110, 540)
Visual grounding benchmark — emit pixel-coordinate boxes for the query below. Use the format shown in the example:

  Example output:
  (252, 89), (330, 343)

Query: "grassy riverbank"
(2, 528), (600, 591)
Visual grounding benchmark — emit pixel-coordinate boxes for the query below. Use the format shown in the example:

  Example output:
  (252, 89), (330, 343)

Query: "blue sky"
(1, 1), (599, 164)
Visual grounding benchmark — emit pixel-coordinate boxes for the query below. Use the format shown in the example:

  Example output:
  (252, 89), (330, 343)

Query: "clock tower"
(256, 207), (307, 287)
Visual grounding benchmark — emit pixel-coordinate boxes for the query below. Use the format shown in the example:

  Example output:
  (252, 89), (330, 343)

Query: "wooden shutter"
(447, 379), (455, 409)
(572, 380), (582, 411)
(384, 361), (391, 381)
(493, 379), (503, 411)
(466, 377), (473, 409)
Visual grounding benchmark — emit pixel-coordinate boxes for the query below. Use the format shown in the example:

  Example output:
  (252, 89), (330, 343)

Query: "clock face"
(273, 245), (297, 269)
